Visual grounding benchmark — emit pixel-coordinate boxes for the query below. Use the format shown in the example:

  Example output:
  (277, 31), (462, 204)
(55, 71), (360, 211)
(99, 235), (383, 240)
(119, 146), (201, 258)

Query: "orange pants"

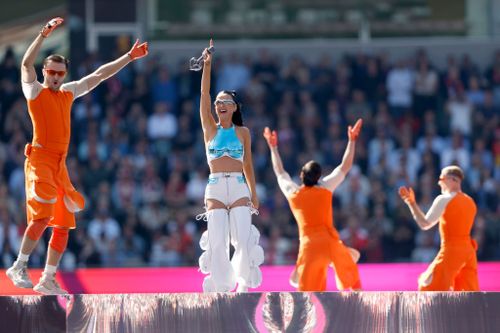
(419, 240), (479, 291)
(297, 233), (361, 291)
(24, 144), (84, 228)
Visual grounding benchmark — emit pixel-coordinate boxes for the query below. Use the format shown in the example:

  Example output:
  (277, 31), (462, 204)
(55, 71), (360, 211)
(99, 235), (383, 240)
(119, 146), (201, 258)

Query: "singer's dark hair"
(220, 90), (243, 126)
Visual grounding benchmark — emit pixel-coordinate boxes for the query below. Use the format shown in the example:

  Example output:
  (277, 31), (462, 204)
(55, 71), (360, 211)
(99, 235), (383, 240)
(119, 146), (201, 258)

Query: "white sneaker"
(33, 273), (68, 295)
(6, 261), (33, 288)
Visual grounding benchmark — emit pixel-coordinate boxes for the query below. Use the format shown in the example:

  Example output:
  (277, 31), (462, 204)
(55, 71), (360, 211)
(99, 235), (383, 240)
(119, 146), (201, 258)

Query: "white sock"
(17, 253), (30, 263)
(43, 264), (57, 276)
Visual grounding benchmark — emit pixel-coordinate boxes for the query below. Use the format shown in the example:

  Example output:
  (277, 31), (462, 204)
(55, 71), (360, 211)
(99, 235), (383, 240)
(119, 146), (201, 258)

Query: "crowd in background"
(0, 43), (498, 270)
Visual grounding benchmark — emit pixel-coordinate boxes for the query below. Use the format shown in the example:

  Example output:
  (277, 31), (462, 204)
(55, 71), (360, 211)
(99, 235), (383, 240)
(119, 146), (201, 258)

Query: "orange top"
(27, 87), (74, 154)
(288, 186), (340, 239)
(439, 192), (477, 243)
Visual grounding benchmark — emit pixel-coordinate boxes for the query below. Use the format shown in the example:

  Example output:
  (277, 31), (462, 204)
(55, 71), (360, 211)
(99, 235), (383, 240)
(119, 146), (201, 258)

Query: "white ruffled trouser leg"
(229, 206), (264, 291)
(199, 208), (236, 292)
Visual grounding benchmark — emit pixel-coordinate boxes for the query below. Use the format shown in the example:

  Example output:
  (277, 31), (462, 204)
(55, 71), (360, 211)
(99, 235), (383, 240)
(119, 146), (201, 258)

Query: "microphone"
(189, 46), (214, 71)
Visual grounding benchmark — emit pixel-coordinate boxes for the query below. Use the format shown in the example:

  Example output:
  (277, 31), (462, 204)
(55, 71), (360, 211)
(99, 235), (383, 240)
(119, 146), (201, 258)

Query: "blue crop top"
(206, 125), (244, 163)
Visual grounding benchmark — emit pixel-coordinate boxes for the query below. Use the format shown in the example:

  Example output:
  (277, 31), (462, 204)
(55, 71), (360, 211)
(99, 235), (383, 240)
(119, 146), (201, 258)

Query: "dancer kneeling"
(263, 119), (363, 292)
(399, 166), (479, 291)
(196, 39), (263, 292)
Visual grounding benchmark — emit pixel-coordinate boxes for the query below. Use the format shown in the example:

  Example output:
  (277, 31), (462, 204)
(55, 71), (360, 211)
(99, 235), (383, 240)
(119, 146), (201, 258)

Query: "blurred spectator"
(411, 230), (439, 262)
(413, 60), (438, 114)
(441, 60), (464, 100)
(386, 59), (414, 120)
(150, 231), (182, 267)
(368, 127), (395, 173)
(147, 101), (178, 140)
(440, 131), (470, 170)
(466, 76), (485, 108)
(152, 65), (178, 107)
(216, 52), (250, 92)
(445, 89), (473, 136)
(340, 215), (369, 261)
(336, 165), (371, 208)
(0, 203), (20, 268)
(116, 223), (147, 267)
(186, 167), (208, 205)
(87, 202), (121, 259)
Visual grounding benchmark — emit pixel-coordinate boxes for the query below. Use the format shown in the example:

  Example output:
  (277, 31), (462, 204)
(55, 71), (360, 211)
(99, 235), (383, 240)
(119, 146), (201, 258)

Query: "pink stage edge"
(1, 262), (499, 295)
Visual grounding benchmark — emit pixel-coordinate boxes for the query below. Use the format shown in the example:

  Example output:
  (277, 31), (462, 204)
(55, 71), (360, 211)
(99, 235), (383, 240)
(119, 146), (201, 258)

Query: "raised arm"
(200, 39), (217, 142)
(322, 119), (363, 191)
(242, 128), (259, 209)
(77, 39), (148, 93)
(339, 119), (362, 174)
(398, 187), (444, 230)
(263, 127), (299, 197)
(263, 127), (285, 175)
(21, 17), (64, 83)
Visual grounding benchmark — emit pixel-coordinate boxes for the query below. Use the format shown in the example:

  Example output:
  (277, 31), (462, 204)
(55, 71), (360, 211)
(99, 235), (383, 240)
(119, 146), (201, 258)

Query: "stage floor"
(1, 262), (499, 295)
(2, 292), (500, 333)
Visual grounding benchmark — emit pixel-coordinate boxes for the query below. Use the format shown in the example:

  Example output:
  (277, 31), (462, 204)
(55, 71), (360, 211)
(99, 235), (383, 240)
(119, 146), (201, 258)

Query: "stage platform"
(1, 263), (499, 332)
(1, 263), (499, 295)
(1, 292), (500, 332)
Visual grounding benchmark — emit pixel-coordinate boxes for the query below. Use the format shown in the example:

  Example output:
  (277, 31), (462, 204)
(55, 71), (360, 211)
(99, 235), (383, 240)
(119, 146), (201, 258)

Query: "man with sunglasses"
(6, 17), (148, 295)
(399, 165), (479, 291)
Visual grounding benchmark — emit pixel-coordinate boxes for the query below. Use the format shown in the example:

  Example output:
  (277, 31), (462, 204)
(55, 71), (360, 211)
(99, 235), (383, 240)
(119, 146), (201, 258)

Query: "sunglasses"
(44, 69), (67, 76)
(214, 99), (236, 106)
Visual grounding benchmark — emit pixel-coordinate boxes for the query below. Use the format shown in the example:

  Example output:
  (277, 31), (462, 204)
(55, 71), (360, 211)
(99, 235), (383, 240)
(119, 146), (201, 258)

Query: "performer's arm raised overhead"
(72, 39), (148, 96)
(21, 17), (64, 84)
(200, 39), (217, 142)
(263, 127), (299, 198)
(322, 119), (363, 192)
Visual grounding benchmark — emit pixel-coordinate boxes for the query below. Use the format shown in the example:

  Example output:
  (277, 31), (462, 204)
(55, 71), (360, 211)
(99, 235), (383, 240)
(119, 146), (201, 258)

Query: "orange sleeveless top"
(288, 186), (340, 239)
(439, 192), (477, 242)
(27, 87), (74, 154)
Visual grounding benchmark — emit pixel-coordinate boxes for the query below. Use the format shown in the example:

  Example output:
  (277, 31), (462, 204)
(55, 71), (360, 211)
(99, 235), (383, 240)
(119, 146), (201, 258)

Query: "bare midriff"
(209, 156), (243, 173)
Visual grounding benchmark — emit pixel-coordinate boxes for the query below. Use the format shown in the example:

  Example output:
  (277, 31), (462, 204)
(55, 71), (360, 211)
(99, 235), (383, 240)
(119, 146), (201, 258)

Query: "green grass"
(0, 0), (65, 25)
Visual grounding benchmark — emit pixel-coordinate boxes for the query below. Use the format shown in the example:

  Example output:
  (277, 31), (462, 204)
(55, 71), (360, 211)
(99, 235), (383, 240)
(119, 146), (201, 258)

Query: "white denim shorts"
(204, 172), (251, 207)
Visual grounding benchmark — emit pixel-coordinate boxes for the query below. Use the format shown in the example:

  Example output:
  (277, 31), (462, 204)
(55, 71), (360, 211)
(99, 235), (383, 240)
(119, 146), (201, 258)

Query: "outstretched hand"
(263, 127), (278, 147)
(348, 118), (363, 141)
(398, 186), (416, 205)
(128, 39), (149, 60)
(41, 17), (64, 38)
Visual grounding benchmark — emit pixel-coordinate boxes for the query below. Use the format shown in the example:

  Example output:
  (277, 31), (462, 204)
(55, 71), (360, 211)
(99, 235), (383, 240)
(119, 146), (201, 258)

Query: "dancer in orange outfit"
(263, 119), (363, 292)
(6, 17), (148, 295)
(399, 165), (479, 291)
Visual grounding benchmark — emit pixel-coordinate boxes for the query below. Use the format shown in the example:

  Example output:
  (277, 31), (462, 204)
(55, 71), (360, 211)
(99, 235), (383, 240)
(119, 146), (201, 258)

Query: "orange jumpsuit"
(23, 82), (85, 229)
(418, 192), (478, 291)
(288, 186), (361, 291)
